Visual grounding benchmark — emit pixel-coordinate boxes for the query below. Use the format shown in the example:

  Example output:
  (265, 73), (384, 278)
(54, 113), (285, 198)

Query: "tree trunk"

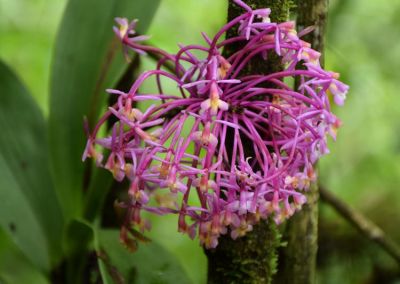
(277, 1), (328, 284)
(206, 0), (329, 283)
(205, 1), (293, 283)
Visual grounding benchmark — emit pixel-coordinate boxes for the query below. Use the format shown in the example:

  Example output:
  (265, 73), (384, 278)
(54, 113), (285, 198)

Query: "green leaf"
(0, 61), (63, 271)
(63, 219), (95, 284)
(49, 0), (160, 219)
(84, 168), (114, 222)
(63, 219), (94, 256)
(0, 228), (49, 284)
(97, 229), (192, 284)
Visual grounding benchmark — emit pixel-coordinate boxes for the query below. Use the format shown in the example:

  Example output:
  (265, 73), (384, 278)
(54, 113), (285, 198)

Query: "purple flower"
(113, 17), (151, 58)
(84, 3), (348, 249)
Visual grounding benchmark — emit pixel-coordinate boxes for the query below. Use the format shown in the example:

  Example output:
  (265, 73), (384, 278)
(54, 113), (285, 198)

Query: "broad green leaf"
(0, 228), (49, 284)
(49, 0), (160, 220)
(0, 61), (63, 270)
(97, 229), (192, 284)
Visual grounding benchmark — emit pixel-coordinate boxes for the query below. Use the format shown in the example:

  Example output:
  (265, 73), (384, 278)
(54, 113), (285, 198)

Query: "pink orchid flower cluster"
(83, 0), (348, 248)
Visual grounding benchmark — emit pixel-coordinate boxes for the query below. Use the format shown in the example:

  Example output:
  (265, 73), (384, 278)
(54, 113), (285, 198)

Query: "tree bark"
(206, 1), (293, 283)
(276, 182), (319, 284)
(277, 1), (328, 284)
(296, 0), (329, 66)
(206, 220), (282, 284)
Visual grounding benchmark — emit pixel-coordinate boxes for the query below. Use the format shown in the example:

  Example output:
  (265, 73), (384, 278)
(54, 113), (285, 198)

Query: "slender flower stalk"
(83, 0), (348, 249)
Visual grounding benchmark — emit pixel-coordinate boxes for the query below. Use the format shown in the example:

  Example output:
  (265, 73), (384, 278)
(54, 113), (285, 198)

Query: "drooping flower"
(83, 1), (348, 249)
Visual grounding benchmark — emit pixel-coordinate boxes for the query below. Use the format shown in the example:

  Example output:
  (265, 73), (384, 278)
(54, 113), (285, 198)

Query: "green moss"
(206, 220), (283, 284)
(254, 0), (295, 23)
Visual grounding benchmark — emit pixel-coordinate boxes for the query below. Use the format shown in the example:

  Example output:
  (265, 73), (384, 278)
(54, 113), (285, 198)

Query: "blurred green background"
(1, 0), (399, 283)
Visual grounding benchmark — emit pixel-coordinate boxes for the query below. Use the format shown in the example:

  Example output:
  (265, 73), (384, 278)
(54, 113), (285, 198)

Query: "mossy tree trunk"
(205, 1), (293, 284)
(277, 1), (328, 284)
(206, 0), (329, 283)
